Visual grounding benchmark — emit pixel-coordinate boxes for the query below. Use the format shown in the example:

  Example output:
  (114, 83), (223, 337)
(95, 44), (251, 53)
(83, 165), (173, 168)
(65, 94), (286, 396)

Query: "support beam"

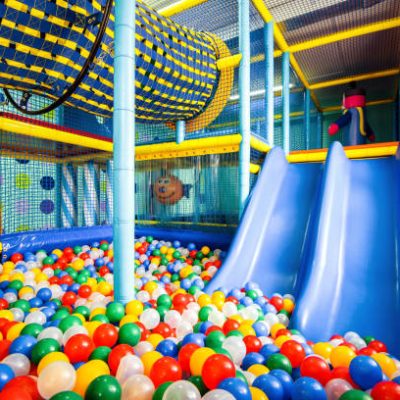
(282, 52), (290, 154)
(264, 21), (274, 146)
(322, 98), (394, 113)
(316, 112), (323, 149)
(238, 0), (251, 216)
(159, 0), (208, 17)
(106, 160), (113, 225)
(309, 69), (400, 91)
(113, 0), (136, 303)
(304, 89), (311, 150)
(176, 120), (186, 144)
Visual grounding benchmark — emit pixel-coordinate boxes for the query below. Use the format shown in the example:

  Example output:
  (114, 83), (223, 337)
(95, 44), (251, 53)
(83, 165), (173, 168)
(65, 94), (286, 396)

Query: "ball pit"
(0, 236), (399, 399)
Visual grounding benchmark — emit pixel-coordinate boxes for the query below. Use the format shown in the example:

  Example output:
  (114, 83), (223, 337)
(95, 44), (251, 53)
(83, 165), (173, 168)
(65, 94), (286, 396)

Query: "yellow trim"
(217, 54), (242, 70)
(310, 69), (400, 90)
(322, 99), (394, 113)
(356, 107), (366, 136)
(288, 144), (399, 163)
(289, 18), (400, 53)
(138, 220), (238, 228)
(250, 163), (261, 174)
(158, 0), (208, 17)
(251, 0), (273, 23)
(250, 136), (271, 153)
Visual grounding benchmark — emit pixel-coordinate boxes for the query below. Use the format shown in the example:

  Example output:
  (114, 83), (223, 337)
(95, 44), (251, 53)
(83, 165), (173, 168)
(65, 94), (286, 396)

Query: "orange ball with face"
(154, 175), (183, 205)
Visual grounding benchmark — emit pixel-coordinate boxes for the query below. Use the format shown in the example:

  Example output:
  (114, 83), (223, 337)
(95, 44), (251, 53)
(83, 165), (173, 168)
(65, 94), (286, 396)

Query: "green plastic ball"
(58, 315), (82, 333)
(363, 336), (375, 345)
(157, 294), (172, 309)
(157, 305), (169, 320)
(266, 353), (293, 375)
(73, 246), (82, 255)
(205, 330), (225, 349)
(199, 306), (212, 322)
(118, 323), (141, 346)
(172, 251), (181, 259)
(84, 375), (121, 400)
(8, 280), (23, 291)
(106, 302), (125, 323)
(12, 299), (30, 313)
(89, 346), (112, 362)
(50, 391), (83, 400)
(226, 330), (244, 339)
(21, 323), (44, 338)
(74, 306), (90, 319)
(339, 390), (373, 400)
(91, 314), (110, 324)
(146, 236), (153, 243)
(100, 243), (109, 251)
(152, 381), (173, 400)
(188, 376), (207, 395)
(43, 256), (55, 265)
(31, 338), (60, 364)
(52, 309), (70, 321)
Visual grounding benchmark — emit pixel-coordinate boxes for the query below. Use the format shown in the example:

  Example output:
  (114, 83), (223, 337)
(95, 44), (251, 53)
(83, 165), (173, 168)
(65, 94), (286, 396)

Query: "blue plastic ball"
(270, 369), (293, 400)
(37, 288), (52, 302)
(260, 344), (280, 359)
(349, 355), (383, 390)
(253, 374), (285, 400)
(218, 377), (251, 400)
(182, 333), (205, 347)
(252, 321), (269, 337)
(9, 335), (37, 357)
(0, 364), (15, 390)
(242, 352), (265, 370)
(29, 297), (43, 308)
(156, 339), (178, 358)
(291, 377), (327, 400)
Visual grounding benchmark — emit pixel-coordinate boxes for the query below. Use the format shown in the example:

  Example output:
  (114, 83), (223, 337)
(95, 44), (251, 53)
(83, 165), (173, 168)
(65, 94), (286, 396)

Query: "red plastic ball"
(0, 388), (32, 400)
(4, 376), (41, 400)
(280, 340), (306, 368)
(60, 275), (73, 286)
(152, 322), (172, 338)
(173, 294), (188, 309)
(62, 291), (77, 306)
(205, 326), (223, 336)
(0, 299), (9, 310)
(135, 322), (150, 341)
(108, 344), (134, 375)
(330, 366), (357, 387)
(243, 335), (262, 353)
(371, 381), (400, 400)
(368, 340), (387, 353)
(202, 354), (236, 389)
(357, 347), (376, 356)
(78, 284), (92, 298)
(178, 343), (200, 374)
(80, 253), (90, 260)
(10, 253), (23, 263)
(276, 328), (292, 338)
(269, 296), (284, 311)
(93, 323), (119, 348)
(223, 319), (240, 335)
(150, 356), (182, 387)
(0, 339), (11, 361)
(300, 355), (331, 385)
(64, 334), (95, 363)
(48, 277), (59, 285)
(99, 266), (110, 276)
(63, 247), (74, 255)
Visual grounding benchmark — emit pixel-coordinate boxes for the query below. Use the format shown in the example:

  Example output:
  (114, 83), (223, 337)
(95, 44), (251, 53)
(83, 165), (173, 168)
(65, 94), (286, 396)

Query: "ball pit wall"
(1, 225), (233, 262)
(292, 142), (400, 356)
(205, 146), (323, 295)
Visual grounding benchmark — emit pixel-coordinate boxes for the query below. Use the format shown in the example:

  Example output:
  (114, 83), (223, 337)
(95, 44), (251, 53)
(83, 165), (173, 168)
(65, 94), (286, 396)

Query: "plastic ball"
(325, 378), (353, 400)
(222, 335), (246, 365)
(338, 389), (373, 399)
(190, 347), (215, 376)
(370, 353), (397, 378)
(0, 363), (15, 390)
(38, 351), (70, 374)
(300, 355), (331, 385)
(150, 356), (182, 387)
(291, 377), (327, 400)
(140, 308), (160, 330)
(218, 377), (251, 400)
(252, 374), (284, 400)
(85, 375), (121, 400)
(48, 391), (83, 399)
(121, 374), (155, 400)
(2, 353), (30, 376)
(108, 344), (135, 375)
(370, 381), (400, 399)
(93, 323), (118, 347)
(202, 354), (236, 389)
(31, 338), (60, 364)
(73, 359), (110, 396)
(202, 389), (235, 400)
(266, 353), (292, 375)
(280, 340), (306, 368)
(64, 334), (95, 363)
(162, 380), (201, 400)
(116, 354), (144, 384)
(349, 356), (383, 390)
(330, 346), (356, 368)
(249, 387), (269, 400)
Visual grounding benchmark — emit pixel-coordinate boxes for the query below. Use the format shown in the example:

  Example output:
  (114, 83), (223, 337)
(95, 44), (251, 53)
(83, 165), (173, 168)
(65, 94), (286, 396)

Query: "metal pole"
(282, 51), (290, 154)
(106, 160), (113, 225)
(304, 88), (311, 150)
(113, 0), (136, 303)
(238, 0), (251, 216)
(264, 21), (274, 146)
(176, 120), (186, 144)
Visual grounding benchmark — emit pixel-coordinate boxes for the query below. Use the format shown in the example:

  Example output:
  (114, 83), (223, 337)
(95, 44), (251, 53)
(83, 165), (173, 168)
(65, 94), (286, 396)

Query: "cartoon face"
(154, 175), (183, 205)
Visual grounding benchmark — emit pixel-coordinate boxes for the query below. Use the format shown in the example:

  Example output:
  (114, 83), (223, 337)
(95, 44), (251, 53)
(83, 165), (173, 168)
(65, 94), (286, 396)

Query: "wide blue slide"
(207, 142), (400, 355)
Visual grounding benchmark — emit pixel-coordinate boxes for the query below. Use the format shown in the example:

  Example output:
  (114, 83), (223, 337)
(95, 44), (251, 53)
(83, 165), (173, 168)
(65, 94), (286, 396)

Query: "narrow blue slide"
(292, 143), (400, 355)
(206, 146), (323, 295)
(207, 141), (400, 355)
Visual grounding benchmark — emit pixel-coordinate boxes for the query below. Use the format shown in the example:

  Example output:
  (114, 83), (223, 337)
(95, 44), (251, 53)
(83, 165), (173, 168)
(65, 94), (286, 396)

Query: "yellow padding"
(250, 163), (261, 174)
(159, 0), (208, 17)
(250, 136), (271, 153)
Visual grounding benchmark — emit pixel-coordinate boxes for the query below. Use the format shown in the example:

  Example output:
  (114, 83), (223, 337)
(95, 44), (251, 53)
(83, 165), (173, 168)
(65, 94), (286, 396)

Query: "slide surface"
(206, 146), (323, 295)
(207, 142), (400, 355)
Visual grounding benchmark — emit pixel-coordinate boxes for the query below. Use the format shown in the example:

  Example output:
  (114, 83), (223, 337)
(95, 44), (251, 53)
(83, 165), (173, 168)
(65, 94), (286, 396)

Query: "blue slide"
(207, 142), (400, 355)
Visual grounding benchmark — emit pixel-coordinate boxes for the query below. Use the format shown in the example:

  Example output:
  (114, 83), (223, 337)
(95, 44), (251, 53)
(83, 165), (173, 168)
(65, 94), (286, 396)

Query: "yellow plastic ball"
(126, 300), (144, 316)
(213, 299), (225, 311)
(197, 294), (211, 307)
(86, 278), (98, 291)
(52, 249), (63, 258)
(10, 272), (24, 282)
(7, 322), (26, 341)
(3, 261), (15, 273)
(141, 351), (163, 376)
(72, 258), (85, 271)
(90, 308), (106, 319)
(144, 281), (158, 295)
(147, 333), (164, 348)
(190, 347), (215, 377)
(152, 257), (161, 266)
(119, 314), (139, 326)
(72, 313), (86, 324)
(97, 281), (112, 296)
(371, 353), (397, 378)
(0, 310), (14, 321)
(38, 352), (70, 375)
(330, 345), (356, 368)
(270, 323), (286, 339)
(135, 242), (142, 250)
(180, 266), (192, 279)
(35, 273), (48, 283)
(250, 386), (269, 400)
(19, 286), (34, 297)
(313, 342), (334, 360)
(160, 246), (168, 255)
(275, 335), (291, 348)
(238, 324), (256, 337)
(229, 315), (244, 324)
(248, 364), (270, 377)
(84, 321), (103, 338)
(283, 298), (295, 313)
(211, 291), (225, 303)
(74, 360), (110, 396)
(0, 275), (10, 283)
(201, 246), (210, 256)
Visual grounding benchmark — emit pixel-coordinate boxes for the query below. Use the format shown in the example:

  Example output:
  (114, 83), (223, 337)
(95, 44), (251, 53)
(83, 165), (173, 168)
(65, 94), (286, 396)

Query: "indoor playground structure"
(0, 0), (400, 399)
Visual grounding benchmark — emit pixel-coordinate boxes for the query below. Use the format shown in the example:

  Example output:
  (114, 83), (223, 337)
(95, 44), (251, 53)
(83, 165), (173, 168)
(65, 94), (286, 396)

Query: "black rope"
(3, 0), (113, 116)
